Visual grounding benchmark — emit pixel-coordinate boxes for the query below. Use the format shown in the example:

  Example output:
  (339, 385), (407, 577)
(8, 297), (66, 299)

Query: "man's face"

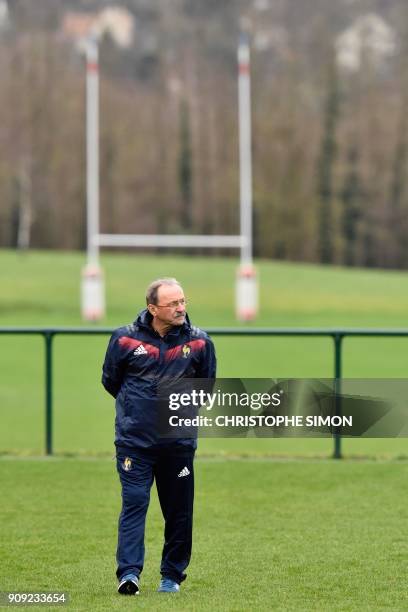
(150, 284), (186, 327)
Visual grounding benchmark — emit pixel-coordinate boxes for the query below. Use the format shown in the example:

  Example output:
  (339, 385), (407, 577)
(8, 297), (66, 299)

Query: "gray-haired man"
(102, 278), (216, 594)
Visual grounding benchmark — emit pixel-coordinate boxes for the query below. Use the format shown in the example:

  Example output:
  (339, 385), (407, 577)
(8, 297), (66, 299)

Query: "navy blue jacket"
(102, 309), (216, 450)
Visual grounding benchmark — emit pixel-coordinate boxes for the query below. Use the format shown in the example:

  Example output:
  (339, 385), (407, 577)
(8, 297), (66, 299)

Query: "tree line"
(1, 0), (408, 269)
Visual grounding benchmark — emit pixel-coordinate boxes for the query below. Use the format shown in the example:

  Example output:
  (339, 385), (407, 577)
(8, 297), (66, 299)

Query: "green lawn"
(1, 457), (407, 612)
(0, 249), (407, 457)
(1, 250), (407, 611)
(3, 248), (408, 328)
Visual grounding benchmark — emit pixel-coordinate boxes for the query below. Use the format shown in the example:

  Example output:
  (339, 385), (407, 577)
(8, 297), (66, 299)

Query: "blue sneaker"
(118, 574), (139, 595)
(157, 578), (180, 593)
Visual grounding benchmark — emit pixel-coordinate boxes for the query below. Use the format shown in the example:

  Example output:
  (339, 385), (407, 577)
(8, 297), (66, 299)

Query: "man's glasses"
(154, 298), (187, 308)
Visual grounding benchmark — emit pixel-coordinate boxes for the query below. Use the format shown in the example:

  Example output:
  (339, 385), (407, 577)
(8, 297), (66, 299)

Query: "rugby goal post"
(81, 35), (258, 322)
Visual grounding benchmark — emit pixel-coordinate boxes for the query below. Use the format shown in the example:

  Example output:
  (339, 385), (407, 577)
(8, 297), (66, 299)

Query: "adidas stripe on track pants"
(116, 446), (195, 585)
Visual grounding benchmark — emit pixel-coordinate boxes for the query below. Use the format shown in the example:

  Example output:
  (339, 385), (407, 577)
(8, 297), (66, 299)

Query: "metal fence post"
(333, 334), (343, 459)
(44, 332), (54, 456)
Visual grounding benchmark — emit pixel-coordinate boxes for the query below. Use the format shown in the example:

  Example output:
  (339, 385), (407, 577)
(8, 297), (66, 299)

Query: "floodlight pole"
(236, 33), (258, 321)
(81, 36), (105, 321)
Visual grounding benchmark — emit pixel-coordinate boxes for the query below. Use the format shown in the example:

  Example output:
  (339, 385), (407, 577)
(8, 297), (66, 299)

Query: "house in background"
(61, 6), (134, 52)
(336, 13), (397, 72)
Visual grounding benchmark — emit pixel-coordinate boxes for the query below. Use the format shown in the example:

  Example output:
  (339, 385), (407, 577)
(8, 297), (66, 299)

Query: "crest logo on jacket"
(182, 345), (191, 358)
(123, 457), (132, 471)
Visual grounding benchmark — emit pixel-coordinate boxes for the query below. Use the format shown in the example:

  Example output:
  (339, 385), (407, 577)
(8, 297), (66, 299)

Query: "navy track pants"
(116, 447), (195, 584)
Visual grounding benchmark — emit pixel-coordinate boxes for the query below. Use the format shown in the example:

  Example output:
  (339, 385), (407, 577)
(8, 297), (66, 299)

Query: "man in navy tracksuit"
(102, 278), (216, 595)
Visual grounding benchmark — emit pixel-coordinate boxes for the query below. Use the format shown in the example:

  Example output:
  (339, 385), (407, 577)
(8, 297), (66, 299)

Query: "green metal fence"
(2, 327), (408, 458)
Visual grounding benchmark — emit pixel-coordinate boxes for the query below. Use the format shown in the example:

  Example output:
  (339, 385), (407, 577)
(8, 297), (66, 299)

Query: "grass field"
(1, 457), (407, 611)
(1, 248), (407, 457)
(1, 249), (407, 611)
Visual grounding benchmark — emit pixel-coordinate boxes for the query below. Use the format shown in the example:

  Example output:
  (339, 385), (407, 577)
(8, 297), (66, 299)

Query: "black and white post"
(236, 33), (258, 321)
(81, 36), (105, 321)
